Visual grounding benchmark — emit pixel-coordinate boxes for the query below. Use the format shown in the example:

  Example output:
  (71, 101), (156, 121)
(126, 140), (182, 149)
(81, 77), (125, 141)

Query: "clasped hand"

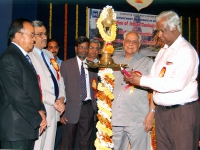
(54, 97), (65, 115)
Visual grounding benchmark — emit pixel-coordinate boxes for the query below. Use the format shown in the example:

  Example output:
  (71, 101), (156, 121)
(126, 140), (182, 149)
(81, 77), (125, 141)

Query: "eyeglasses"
(89, 46), (100, 51)
(19, 32), (35, 38)
(35, 32), (48, 37)
(77, 46), (88, 50)
(125, 40), (139, 45)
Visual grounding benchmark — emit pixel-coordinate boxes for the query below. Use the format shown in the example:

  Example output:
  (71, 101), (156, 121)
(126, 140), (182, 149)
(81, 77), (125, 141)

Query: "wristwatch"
(150, 108), (155, 113)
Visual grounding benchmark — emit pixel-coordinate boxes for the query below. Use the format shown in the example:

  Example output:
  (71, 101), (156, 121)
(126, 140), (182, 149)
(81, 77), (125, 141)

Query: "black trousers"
(89, 121), (97, 150)
(54, 122), (62, 150)
(61, 102), (94, 150)
(1, 140), (35, 150)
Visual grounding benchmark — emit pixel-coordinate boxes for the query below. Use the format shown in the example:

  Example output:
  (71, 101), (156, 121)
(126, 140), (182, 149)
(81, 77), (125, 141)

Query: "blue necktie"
(41, 52), (59, 100)
(26, 54), (36, 73)
(81, 62), (87, 101)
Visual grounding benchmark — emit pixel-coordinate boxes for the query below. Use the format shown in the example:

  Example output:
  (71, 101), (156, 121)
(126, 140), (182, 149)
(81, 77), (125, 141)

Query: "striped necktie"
(81, 62), (87, 101)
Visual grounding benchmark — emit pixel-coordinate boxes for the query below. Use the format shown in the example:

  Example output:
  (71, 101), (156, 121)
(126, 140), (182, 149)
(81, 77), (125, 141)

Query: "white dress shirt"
(141, 35), (199, 106)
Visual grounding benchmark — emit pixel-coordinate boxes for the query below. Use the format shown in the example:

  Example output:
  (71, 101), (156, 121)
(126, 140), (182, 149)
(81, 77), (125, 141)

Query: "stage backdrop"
(88, 8), (164, 56)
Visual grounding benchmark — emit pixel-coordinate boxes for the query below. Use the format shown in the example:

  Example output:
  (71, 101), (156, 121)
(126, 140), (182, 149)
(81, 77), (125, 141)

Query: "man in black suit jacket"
(60, 36), (97, 150)
(0, 18), (47, 150)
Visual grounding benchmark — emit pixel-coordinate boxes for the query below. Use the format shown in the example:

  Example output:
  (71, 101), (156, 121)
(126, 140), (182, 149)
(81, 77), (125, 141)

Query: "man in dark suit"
(0, 18), (47, 150)
(60, 36), (97, 150)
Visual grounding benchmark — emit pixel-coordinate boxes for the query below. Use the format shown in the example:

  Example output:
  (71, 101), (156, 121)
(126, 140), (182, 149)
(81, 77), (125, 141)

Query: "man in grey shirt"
(112, 31), (155, 150)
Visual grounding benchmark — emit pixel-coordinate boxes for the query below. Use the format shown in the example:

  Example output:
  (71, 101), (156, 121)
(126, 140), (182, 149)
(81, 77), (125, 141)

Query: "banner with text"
(88, 8), (164, 56)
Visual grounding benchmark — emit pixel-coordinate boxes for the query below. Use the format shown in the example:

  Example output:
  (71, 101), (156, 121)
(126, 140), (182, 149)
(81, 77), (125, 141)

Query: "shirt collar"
(120, 51), (140, 59)
(34, 46), (43, 55)
(57, 56), (61, 61)
(164, 35), (182, 50)
(76, 56), (86, 66)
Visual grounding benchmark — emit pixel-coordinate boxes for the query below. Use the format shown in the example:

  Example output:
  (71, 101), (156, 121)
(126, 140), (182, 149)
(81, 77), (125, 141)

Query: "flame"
(135, 0), (143, 3)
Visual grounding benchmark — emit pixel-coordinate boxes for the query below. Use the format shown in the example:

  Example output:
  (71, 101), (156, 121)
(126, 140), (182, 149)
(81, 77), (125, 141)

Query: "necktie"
(81, 62), (87, 101)
(26, 54), (36, 73)
(41, 51), (59, 100)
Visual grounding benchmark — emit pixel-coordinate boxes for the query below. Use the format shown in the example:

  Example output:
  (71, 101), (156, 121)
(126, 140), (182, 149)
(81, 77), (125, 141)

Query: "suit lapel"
(32, 48), (49, 73)
(10, 44), (36, 74)
(72, 57), (81, 83)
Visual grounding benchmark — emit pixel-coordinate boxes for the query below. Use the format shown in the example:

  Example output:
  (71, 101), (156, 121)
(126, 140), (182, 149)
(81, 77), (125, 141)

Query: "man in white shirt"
(124, 10), (199, 150)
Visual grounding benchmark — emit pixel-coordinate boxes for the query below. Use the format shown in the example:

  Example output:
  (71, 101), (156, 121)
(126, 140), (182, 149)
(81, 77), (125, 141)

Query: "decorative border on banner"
(86, 6), (89, 38)
(49, 3), (52, 39)
(75, 4), (79, 39)
(64, 4), (68, 60)
(180, 16), (183, 34)
(188, 17), (191, 43)
(196, 18), (199, 55)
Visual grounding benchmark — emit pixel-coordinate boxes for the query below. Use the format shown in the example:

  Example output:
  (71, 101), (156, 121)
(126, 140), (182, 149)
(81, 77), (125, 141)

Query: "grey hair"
(32, 20), (44, 27)
(90, 39), (101, 48)
(123, 31), (142, 42)
(156, 11), (181, 32)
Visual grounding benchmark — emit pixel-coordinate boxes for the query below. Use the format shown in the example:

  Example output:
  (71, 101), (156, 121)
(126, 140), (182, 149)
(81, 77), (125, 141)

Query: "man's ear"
(173, 26), (178, 32)
(75, 46), (77, 53)
(138, 43), (141, 48)
(12, 32), (22, 43)
(15, 32), (21, 39)
(75, 46), (78, 55)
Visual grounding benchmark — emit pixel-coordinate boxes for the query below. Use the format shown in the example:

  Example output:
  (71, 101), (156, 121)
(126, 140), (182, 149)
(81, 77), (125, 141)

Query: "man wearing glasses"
(29, 20), (66, 150)
(86, 39), (101, 63)
(0, 18), (47, 150)
(60, 36), (97, 150)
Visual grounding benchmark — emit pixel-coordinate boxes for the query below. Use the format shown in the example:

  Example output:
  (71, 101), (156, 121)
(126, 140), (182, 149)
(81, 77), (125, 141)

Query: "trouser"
(62, 102), (94, 150)
(112, 125), (150, 150)
(155, 101), (200, 150)
(1, 140), (35, 150)
(54, 122), (62, 150)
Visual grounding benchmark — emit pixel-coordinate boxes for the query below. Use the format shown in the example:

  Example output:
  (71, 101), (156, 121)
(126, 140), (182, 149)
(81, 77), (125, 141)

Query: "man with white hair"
(112, 31), (155, 150)
(125, 11), (200, 150)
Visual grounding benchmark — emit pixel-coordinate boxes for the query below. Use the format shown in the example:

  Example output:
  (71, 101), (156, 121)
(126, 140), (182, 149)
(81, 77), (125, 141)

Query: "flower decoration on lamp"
(86, 5), (127, 68)
(95, 68), (115, 150)
(86, 5), (129, 150)
(96, 5), (117, 67)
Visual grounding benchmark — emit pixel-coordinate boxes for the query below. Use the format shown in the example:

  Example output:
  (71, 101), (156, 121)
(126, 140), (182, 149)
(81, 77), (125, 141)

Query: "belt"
(80, 100), (92, 105)
(160, 100), (197, 109)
